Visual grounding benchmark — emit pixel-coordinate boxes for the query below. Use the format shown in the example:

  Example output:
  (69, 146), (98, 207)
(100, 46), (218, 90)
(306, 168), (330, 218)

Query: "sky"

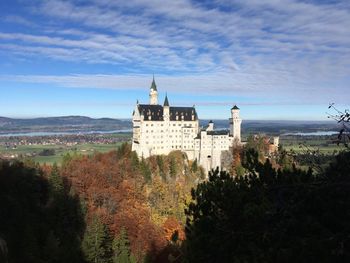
(0, 0), (349, 120)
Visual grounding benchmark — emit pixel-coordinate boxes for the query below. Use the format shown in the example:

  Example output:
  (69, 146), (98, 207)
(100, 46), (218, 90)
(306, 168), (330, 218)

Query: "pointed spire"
(150, 75), (157, 91)
(232, 105), (239, 110)
(163, 93), (169, 106)
(136, 99), (139, 105)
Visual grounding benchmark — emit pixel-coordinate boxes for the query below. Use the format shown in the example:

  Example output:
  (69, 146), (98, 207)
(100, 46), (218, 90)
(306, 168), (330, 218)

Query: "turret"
(207, 120), (214, 131)
(163, 94), (170, 121)
(149, 75), (158, 105)
(229, 105), (242, 142)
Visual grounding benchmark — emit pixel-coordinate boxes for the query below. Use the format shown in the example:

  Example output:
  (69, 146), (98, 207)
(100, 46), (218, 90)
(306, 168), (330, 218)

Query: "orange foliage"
(163, 217), (185, 242)
(60, 150), (168, 256)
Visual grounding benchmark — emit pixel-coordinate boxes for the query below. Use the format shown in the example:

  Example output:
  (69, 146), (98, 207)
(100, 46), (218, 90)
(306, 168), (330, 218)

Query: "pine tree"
(130, 152), (139, 171)
(169, 157), (177, 178)
(191, 159), (198, 173)
(82, 216), (112, 263)
(49, 163), (64, 196)
(140, 158), (152, 183)
(156, 156), (166, 180)
(112, 227), (136, 263)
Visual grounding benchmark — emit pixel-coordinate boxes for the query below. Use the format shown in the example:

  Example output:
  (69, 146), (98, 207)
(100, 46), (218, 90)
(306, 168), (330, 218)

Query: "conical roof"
(163, 94), (169, 106)
(150, 75), (157, 91)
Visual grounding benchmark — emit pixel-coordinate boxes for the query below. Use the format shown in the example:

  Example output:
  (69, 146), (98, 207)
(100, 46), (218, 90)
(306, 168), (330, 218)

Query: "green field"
(283, 144), (345, 154)
(0, 143), (123, 165)
(280, 137), (346, 154)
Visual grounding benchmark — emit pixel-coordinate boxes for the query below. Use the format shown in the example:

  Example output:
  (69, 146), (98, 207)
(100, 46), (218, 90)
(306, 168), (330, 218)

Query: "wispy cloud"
(1, 72), (348, 106)
(0, 0), (349, 106)
(2, 15), (36, 27)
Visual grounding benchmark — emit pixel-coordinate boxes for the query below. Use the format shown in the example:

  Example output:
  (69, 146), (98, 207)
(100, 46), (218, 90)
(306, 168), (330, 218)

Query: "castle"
(131, 77), (242, 171)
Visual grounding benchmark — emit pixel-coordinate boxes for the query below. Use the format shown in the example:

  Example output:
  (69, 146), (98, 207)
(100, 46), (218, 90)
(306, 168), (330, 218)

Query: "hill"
(200, 119), (339, 135)
(0, 116), (339, 136)
(0, 116), (132, 134)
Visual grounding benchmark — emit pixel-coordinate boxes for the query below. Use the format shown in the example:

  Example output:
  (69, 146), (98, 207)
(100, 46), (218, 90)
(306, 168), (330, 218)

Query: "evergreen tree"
(184, 150), (350, 262)
(156, 156), (166, 180)
(49, 163), (64, 196)
(190, 159), (198, 173)
(112, 227), (136, 263)
(140, 158), (152, 183)
(130, 151), (139, 172)
(169, 157), (177, 178)
(0, 160), (85, 262)
(82, 216), (112, 263)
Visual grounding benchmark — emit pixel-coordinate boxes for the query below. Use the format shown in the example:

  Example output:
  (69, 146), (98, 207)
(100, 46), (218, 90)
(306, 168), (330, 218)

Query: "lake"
(283, 131), (339, 136)
(0, 129), (132, 137)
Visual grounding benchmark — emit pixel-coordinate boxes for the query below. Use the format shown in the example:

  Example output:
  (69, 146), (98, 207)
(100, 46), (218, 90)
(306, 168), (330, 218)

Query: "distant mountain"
(0, 116), (132, 134)
(0, 116), (339, 136)
(200, 119), (339, 135)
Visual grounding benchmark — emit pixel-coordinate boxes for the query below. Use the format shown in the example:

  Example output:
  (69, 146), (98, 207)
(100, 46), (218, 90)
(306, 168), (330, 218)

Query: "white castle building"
(132, 77), (242, 171)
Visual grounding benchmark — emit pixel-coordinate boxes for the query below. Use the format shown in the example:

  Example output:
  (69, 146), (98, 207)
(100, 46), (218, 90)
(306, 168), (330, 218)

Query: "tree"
(190, 160), (198, 173)
(49, 163), (64, 196)
(0, 160), (85, 263)
(82, 216), (112, 263)
(327, 103), (350, 147)
(156, 156), (166, 180)
(184, 150), (350, 262)
(140, 158), (152, 183)
(112, 227), (136, 263)
(169, 157), (177, 179)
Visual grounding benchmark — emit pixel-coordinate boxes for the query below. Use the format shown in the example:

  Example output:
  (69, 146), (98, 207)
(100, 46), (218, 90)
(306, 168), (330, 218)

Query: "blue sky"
(0, 0), (349, 120)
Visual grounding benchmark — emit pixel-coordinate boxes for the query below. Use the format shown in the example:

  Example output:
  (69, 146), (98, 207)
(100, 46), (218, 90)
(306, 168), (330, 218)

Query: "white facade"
(194, 122), (237, 172)
(132, 79), (242, 172)
(230, 106), (242, 142)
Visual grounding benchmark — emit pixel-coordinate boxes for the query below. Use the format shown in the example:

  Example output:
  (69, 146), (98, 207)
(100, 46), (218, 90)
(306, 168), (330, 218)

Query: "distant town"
(0, 133), (130, 162)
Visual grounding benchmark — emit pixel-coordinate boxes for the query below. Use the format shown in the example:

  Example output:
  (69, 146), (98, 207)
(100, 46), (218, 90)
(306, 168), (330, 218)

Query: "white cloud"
(2, 15), (36, 27)
(0, 0), (349, 104)
(1, 72), (348, 106)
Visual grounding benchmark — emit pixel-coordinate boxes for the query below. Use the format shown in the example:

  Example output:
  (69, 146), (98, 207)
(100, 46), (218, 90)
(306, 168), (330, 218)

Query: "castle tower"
(163, 94), (170, 121)
(229, 105), (242, 142)
(149, 76), (158, 105)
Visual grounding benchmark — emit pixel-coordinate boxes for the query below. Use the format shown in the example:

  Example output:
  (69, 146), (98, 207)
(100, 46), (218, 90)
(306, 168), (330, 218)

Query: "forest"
(0, 135), (349, 262)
